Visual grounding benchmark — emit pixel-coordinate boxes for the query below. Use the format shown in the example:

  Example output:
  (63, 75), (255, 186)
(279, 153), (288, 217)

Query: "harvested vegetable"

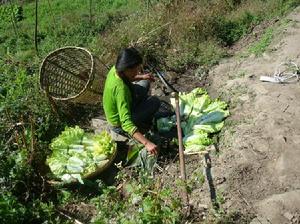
(157, 88), (229, 153)
(46, 126), (116, 184)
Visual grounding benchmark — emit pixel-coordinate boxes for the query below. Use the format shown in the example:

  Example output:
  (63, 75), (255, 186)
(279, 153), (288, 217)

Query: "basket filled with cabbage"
(46, 126), (117, 184)
(157, 88), (229, 154)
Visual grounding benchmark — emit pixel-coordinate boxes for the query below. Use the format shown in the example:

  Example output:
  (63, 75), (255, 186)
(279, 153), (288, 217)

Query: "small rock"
(216, 177), (226, 185)
(239, 94), (250, 102)
(198, 203), (208, 210)
(248, 74), (256, 79)
(262, 53), (271, 60)
(250, 217), (270, 224)
(207, 144), (216, 152)
(132, 195), (142, 205)
(194, 66), (208, 80)
(283, 211), (294, 221)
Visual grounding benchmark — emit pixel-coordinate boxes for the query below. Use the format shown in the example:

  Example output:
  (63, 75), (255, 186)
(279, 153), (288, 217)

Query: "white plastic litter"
(260, 61), (299, 83)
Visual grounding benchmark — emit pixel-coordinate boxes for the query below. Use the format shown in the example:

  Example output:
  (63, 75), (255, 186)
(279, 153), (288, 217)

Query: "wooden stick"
(56, 209), (84, 224)
(5, 109), (22, 150)
(34, 0), (39, 55)
(184, 150), (208, 156)
(172, 92), (189, 207)
(28, 115), (36, 165)
(20, 115), (29, 151)
(8, 0), (19, 38)
(135, 22), (172, 45)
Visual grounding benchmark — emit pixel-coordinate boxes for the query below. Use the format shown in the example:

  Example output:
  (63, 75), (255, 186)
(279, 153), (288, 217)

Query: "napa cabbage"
(46, 126), (116, 184)
(158, 88), (229, 153)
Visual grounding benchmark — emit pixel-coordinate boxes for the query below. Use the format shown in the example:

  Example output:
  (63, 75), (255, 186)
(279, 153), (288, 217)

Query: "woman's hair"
(115, 47), (143, 73)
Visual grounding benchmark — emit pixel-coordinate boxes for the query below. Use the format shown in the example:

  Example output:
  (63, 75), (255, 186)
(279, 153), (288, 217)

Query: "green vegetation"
(1, 0), (300, 223)
(248, 27), (274, 56)
(91, 175), (182, 223)
(158, 87), (229, 153)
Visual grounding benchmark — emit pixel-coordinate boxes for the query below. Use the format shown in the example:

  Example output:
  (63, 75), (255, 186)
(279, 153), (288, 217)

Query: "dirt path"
(201, 6), (300, 224)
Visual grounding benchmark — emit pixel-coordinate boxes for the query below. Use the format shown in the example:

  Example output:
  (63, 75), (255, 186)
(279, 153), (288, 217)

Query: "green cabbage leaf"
(158, 88), (229, 153)
(46, 126), (116, 184)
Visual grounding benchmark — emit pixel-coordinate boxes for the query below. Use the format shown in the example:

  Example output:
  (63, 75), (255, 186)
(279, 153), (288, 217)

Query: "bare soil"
(161, 6), (300, 224)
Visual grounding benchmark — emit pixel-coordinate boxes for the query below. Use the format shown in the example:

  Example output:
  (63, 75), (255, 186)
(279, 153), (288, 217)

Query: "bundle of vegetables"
(157, 88), (229, 153)
(46, 126), (116, 184)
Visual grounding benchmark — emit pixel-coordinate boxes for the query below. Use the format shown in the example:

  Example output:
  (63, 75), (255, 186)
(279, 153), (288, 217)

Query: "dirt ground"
(157, 6), (300, 224)
(178, 6), (300, 224)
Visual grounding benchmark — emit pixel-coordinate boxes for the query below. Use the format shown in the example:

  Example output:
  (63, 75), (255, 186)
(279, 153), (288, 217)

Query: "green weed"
(229, 71), (247, 79)
(248, 27), (274, 56)
(91, 175), (182, 223)
(186, 167), (205, 191)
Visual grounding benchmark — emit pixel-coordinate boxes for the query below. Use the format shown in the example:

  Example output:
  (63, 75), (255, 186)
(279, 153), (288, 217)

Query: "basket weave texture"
(84, 147), (118, 180)
(40, 47), (107, 104)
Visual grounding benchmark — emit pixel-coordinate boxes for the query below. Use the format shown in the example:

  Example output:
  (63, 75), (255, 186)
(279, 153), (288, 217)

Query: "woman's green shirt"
(103, 66), (137, 136)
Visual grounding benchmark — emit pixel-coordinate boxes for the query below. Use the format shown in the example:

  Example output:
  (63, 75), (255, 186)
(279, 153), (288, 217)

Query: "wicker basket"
(48, 149), (118, 186)
(84, 147), (118, 180)
(40, 46), (108, 104)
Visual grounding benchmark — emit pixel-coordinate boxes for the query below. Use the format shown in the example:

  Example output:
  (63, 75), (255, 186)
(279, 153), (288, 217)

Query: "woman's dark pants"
(131, 80), (161, 131)
(112, 80), (160, 136)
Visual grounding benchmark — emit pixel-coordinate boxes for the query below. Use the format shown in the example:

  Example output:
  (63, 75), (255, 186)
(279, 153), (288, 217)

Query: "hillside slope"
(204, 6), (300, 224)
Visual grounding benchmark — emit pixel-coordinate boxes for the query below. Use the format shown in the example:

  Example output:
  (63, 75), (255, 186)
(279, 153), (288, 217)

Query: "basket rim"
(39, 46), (95, 101)
(83, 145), (118, 179)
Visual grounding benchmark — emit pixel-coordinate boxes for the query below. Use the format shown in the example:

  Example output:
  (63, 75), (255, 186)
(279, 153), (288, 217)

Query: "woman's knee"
(149, 96), (161, 111)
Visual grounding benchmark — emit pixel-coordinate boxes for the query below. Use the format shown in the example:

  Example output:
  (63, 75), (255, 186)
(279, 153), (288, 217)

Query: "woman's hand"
(144, 141), (158, 155)
(142, 73), (155, 82)
(133, 73), (155, 82)
(132, 131), (158, 155)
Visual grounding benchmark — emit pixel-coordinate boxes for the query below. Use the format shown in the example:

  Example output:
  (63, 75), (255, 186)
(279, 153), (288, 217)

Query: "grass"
(248, 27), (274, 56)
(0, 0), (142, 60)
(229, 71), (247, 79)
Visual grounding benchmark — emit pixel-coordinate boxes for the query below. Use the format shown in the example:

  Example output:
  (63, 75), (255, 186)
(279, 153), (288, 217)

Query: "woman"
(103, 47), (161, 155)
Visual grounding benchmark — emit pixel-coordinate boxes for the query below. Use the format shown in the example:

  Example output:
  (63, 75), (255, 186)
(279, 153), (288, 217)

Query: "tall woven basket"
(40, 47), (107, 104)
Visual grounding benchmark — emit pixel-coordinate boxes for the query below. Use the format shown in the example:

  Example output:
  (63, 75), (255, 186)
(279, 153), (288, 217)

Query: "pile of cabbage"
(46, 126), (116, 184)
(157, 88), (229, 153)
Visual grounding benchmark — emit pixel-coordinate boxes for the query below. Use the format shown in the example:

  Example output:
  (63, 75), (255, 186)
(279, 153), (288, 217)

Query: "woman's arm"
(133, 131), (158, 155)
(133, 73), (155, 82)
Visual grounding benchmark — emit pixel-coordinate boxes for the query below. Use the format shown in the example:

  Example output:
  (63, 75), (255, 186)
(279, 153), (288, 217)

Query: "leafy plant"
(0, 4), (23, 23)
(91, 175), (182, 223)
(158, 88), (229, 153)
(0, 192), (26, 224)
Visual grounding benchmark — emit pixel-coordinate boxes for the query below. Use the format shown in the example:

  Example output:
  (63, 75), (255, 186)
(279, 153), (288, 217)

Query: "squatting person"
(103, 47), (161, 155)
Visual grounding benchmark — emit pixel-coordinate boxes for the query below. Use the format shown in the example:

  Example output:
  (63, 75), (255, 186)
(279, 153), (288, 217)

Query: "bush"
(0, 59), (68, 223)
(0, 192), (26, 224)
